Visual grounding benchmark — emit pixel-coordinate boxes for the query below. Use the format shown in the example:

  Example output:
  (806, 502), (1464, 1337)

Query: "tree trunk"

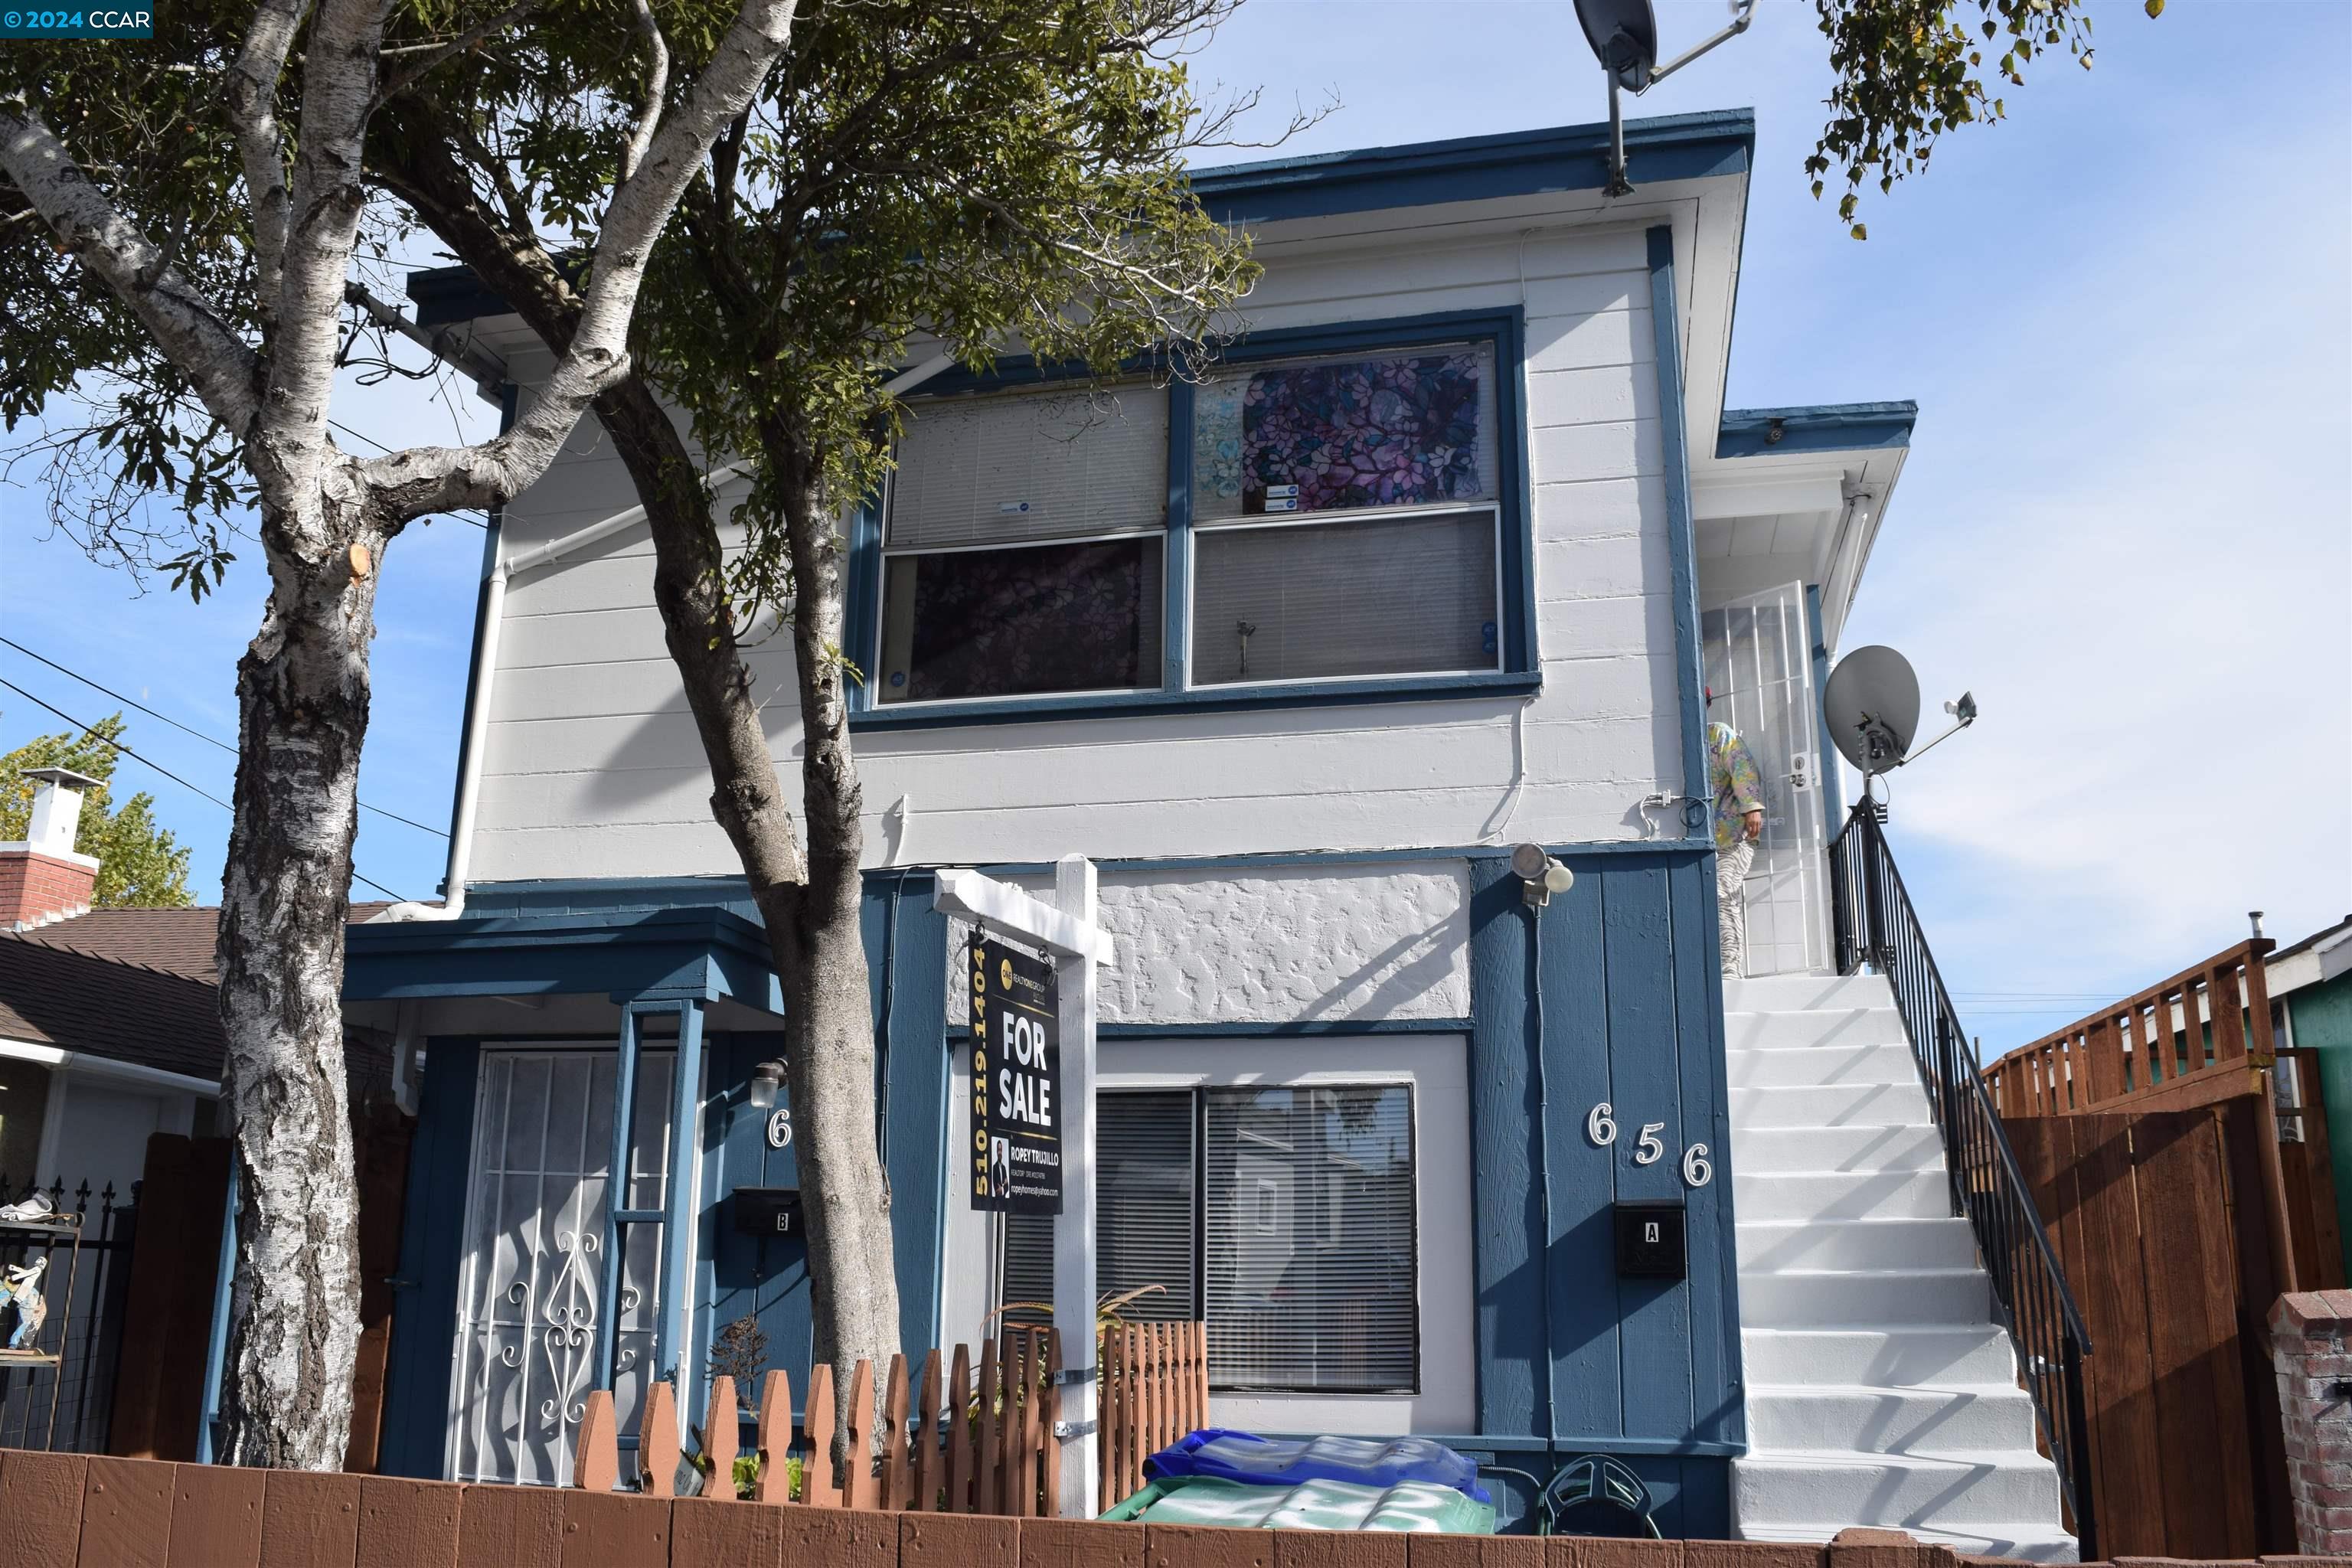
(212, 508), (380, 1469)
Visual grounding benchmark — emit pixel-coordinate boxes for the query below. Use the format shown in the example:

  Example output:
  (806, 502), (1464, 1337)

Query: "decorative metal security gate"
(447, 1047), (676, 1485)
(1702, 581), (1831, 975)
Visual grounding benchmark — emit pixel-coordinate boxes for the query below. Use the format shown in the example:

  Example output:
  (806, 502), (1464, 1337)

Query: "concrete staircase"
(1725, 973), (2077, 1563)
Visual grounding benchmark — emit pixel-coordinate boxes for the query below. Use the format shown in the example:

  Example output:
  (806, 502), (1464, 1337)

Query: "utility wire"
(0, 638), (448, 839)
(326, 418), (489, 528)
(0, 675), (407, 903)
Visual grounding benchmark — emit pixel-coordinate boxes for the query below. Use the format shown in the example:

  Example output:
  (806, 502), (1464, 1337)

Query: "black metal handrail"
(1828, 804), (2097, 1560)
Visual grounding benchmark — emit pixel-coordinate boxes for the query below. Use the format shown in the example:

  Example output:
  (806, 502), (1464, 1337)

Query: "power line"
(0, 637), (448, 839)
(327, 419), (489, 528)
(0, 675), (407, 903)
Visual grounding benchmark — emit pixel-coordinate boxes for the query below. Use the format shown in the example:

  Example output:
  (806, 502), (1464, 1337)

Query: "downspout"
(381, 348), (964, 925)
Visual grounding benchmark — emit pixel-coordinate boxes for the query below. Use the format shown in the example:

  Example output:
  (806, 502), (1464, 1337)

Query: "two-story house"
(346, 108), (2076, 1555)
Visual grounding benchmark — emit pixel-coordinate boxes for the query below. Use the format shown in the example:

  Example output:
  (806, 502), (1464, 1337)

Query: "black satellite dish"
(1572, 0), (1756, 195)
(1574, 0), (1658, 92)
(1822, 645), (1922, 778)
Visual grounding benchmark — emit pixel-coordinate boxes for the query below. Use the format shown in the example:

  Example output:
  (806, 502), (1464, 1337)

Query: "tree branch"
(372, 0), (545, 113)
(0, 102), (263, 436)
(220, 0), (311, 330)
(619, 0), (672, 182)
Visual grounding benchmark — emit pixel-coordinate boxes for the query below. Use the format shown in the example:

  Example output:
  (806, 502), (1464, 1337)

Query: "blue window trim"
(848, 306), (1540, 731)
(1646, 227), (1711, 842)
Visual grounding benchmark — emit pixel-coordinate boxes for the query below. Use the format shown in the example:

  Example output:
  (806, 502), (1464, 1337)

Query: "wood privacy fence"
(1981, 936), (2344, 1294)
(2004, 1106), (2294, 1560)
(1984, 938), (2278, 1116)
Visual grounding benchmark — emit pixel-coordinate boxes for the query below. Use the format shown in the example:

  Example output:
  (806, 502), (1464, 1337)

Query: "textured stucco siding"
(946, 862), (1470, 1025)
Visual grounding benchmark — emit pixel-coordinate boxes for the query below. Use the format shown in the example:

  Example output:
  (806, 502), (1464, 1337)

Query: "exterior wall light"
(1511, 843), (1576, 909)
(748, 1060), (787, 1109)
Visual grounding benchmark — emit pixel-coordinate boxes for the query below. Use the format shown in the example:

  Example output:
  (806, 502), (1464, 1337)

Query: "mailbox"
(731, 1187), (804, 1239)
(1612, 1201), (1686, 1279)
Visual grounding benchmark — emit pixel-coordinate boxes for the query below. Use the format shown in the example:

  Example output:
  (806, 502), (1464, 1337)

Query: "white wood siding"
(471, 222), (1683, 882)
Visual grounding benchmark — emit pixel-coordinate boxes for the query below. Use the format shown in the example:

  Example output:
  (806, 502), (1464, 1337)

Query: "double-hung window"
(1000, 1083), (1419, 1396)
(859, 313), (1529, 719)
(878, 385), (1168, 705)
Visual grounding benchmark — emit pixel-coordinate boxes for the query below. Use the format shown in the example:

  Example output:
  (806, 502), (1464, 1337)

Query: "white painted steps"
(1725, 975), (2076, 1563)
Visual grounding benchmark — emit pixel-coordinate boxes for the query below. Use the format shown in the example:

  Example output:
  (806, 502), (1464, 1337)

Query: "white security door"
(448, 1047), (675, 1485)
(1701, 583), (1831, 976)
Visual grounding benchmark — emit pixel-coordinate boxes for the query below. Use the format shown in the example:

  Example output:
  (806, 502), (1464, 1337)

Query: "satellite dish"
(1574, 0), (1658, 90)
(1571, 0), (1756, 196)
(1823, 645), (1922, 777)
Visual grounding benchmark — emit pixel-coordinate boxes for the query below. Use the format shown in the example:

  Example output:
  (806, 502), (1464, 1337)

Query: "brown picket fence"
(1097, 1321), (1208, 1514)
(574, 1327), (1063, 1514)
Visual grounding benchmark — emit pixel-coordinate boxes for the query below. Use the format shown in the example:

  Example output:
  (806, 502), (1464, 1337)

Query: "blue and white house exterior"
(349, 109), (2073, 1553)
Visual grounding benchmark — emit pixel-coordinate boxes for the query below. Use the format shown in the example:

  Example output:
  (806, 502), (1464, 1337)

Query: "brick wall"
(2274, 1289), (2352, 1554)
(0, 1451), (2320, 1568)
(0, 847), (98, 929)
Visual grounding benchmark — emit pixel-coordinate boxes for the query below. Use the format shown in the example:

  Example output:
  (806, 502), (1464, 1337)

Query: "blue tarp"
(1143, 1429), (1494, 1504)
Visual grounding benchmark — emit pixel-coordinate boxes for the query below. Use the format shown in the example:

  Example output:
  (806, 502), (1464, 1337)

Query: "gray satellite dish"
(1823, 645), (1921, 777)
(1573, 0), (1755, 195)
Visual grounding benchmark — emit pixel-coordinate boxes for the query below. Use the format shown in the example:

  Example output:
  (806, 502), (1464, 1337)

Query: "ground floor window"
(1000, 1083), (1419, 1395)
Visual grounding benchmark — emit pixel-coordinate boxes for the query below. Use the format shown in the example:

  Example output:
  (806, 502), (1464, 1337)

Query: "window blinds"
(1203, 1085), (1418, 1394)
(1191, 509), (1499, 685)
(890, 385), (1170, 551)
(997, 1092), (1197, 1328)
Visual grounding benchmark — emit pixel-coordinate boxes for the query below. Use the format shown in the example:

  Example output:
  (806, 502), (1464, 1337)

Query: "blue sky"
(2, 0), (2346, 1050)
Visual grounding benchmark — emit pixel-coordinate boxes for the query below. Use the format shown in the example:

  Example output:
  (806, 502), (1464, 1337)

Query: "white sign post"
(935, 854), (1111, 1520)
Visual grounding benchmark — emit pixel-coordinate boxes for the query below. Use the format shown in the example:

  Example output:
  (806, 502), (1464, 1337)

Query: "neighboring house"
(0, 770), (390, 1204)
(355, 108), (2071, 1552)
(2273, 913), (2352, 1244)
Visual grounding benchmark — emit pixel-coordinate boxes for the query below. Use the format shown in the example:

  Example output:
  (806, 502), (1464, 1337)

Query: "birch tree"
(367, 0), (1282, 1423)
(0, 0), (802, 1465)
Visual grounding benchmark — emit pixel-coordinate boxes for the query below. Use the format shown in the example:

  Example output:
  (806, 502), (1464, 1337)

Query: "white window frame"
(936, 1032), (1475, 1436)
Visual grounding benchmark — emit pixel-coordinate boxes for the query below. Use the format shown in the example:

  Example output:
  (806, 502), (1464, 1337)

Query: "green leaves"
(1809, 0), (2159, 232)
(0, 719), (195, 908)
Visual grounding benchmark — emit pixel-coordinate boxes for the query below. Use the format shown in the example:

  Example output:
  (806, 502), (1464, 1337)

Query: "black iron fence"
(0, 1174), (139, 1453)
(1828, 804), (2098, 1560)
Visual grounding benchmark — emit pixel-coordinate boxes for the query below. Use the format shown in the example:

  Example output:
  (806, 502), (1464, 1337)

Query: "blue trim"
(596, 1006), (647, 1390)
(851, 307), (1540, 733)
(1715, 402), (1916, 459)
(658, 1001), (706, 1387)
(1162, 376), (1194, 693)
(195, 1161), (237, 1463)
(851, 669), (1542, 730)
(377, 1038), (482, 1478)
(344, 906), (783, 1009)
(1465, 846), (1743, 1532)
(1647, 227), (1710, 842)
(1188, 112), (1751, 228)
(406, 113), (1755, 328)
(846, 492), (884, 714)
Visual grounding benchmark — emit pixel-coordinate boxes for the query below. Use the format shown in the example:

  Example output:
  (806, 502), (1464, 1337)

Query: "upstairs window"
(879, 386), (1167, 704)
(861, 315), (1527, 716)
(1188, 345), (1501, 688)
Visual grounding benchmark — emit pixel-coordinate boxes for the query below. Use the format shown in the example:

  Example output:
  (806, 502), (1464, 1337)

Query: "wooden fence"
(1981, 936), (2344, 1293)
(2005, 1106), (2294, 1559)
(577, 1328), (1061, 1514)
(1098, 1321), (1208, 1514)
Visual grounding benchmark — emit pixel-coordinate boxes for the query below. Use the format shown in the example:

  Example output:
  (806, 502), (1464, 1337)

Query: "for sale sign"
(968, 934), (1062, 1214)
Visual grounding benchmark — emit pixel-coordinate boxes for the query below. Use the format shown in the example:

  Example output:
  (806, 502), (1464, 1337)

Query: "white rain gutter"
(0, 1037), (221, 1097)
(380, 348), (965, 924)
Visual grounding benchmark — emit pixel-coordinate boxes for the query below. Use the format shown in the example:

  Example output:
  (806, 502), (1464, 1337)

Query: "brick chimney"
(0, 767), (103, 930)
